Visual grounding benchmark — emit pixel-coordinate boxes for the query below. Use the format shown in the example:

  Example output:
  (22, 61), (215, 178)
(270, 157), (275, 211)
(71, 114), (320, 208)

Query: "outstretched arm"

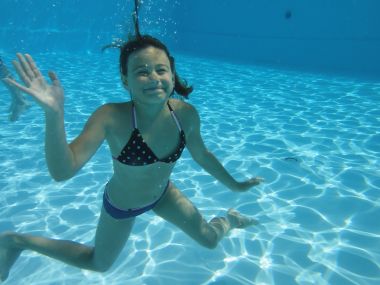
(3, 53), (107, 181)
(185, 105), (264, 192)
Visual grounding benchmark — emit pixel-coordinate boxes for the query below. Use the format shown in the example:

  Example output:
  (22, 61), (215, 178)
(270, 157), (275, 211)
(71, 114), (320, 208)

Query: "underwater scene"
(1, 0), (379, 284)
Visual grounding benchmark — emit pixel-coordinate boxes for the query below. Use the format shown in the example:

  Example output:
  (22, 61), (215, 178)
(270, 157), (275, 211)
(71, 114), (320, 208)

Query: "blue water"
(1, 50), (379, 284)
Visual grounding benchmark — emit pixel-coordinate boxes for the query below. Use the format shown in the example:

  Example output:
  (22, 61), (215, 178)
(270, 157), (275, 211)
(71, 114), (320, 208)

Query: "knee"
(0, 231), (21, 248)
(194, 222), (224, 249)
(198, 235), (219, 250)
(203, 240), (218, 250)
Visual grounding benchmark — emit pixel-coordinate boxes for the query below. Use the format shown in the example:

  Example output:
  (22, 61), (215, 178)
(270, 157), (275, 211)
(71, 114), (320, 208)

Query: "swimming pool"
(1, 50), (379, 284)
(1, 0), (380, 284)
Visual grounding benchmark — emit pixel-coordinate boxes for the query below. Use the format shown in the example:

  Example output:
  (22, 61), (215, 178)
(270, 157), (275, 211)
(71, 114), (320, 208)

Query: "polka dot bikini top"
(112, 102), (186, 166)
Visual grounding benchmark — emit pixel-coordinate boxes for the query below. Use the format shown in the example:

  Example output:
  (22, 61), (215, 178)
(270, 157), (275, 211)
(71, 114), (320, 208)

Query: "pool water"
(0, 51), (379, 285)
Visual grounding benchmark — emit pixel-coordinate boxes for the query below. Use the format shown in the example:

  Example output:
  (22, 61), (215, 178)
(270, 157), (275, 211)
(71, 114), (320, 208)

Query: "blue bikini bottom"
(103, 181), (170, 219)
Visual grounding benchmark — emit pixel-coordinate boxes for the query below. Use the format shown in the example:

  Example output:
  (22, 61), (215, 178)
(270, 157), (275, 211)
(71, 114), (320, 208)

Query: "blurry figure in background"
(0, 56), (30, 121)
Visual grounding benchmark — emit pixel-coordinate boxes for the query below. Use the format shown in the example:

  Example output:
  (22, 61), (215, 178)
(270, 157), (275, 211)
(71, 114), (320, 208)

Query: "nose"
(148, 78), (160, 88)
(148, 71), (159, 82)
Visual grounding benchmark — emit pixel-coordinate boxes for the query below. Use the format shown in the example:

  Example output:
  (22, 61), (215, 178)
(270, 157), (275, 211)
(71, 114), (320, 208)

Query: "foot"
(0, 232), (22, 282)
(227, 209), (259, 229)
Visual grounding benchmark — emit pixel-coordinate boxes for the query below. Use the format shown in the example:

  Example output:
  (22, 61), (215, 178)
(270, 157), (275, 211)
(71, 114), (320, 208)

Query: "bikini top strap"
(167, 102), (183, 131)
(131, 102), (137, 129)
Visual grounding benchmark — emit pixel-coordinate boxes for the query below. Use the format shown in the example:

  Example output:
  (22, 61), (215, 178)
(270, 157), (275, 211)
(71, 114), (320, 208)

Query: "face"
(123, 46), (174, 104)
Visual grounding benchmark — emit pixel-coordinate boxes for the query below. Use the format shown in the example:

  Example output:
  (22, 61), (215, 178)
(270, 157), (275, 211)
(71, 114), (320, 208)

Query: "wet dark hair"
(102, 1), (192, 98)
(120, 35), (193, 98)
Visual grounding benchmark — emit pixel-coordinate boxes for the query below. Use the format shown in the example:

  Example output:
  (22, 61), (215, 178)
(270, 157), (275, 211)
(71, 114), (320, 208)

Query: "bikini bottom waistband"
(103, 181), (170, 219)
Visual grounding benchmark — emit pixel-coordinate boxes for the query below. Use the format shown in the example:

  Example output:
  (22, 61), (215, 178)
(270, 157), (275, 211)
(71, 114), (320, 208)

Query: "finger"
(16, 53), (34, 80)
(255, 177), (265, 183)
(12, 60), (31, 86)
(1, 78), (12, 87)
(2, 78), (36, 97)
(26, 54), (47, 87)
(48, 71), (61, 87)
(25, 54), (43, 79)
(249, 177), (264, 187)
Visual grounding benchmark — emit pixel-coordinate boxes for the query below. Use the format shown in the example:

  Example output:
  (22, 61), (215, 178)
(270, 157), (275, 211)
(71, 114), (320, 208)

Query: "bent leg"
(0, 207), (134, 281)
(153, 182), (256, 249)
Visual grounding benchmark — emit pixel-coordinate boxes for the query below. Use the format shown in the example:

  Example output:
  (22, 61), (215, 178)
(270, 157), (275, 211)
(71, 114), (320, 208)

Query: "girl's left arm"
(184, 104), (263, 192)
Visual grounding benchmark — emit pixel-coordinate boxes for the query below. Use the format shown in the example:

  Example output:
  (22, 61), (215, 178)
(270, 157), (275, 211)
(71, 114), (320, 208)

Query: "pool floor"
(0, 51), (379, 285)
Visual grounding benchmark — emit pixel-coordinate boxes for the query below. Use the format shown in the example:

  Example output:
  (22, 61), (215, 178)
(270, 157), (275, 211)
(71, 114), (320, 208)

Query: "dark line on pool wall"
(284, 157), (299, 162)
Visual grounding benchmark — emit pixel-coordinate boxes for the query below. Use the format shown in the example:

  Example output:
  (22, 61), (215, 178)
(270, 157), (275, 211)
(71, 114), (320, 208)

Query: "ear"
(172, 73), (175, 84)
(121, 75), (129, 88)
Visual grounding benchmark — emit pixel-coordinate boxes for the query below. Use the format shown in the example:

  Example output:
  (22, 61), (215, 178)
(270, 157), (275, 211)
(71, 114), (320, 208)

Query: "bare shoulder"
(95, 101), (131, 118)
(87, 102), (132, 131)
(169, 99), (198, 117)
(96, 102), (131, 115)
(169, 98), (200, 133)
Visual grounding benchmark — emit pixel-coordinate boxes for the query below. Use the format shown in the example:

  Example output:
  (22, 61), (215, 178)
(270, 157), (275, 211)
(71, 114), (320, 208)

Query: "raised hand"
(3, 53), (64, 115)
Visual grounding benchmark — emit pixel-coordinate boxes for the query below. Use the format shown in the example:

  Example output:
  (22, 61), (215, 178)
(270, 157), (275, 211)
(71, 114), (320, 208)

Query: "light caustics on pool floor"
(0, 52), (379, 285)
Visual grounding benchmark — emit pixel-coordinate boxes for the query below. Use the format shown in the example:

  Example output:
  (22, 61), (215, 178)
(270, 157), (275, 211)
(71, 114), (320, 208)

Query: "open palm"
(3, 53), (64, 114)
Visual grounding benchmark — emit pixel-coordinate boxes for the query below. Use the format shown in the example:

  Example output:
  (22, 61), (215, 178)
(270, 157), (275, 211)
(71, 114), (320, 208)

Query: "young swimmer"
(0, 2), (263, 279)
(0, 34), (264, 282)
(0, 56), (30, 121)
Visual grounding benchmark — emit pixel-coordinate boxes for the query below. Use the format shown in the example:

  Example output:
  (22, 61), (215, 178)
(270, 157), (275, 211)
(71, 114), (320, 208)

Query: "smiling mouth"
(144, 87), (164, 92)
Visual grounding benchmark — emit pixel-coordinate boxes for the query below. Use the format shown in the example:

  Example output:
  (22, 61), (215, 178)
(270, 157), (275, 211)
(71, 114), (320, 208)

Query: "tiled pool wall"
(1, 0), (379, 77)
(174, 0), (380, 77)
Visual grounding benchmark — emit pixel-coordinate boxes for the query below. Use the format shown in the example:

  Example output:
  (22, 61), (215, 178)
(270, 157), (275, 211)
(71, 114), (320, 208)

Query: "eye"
(157, 68), (168, 74)
(137, 70), (149, 76)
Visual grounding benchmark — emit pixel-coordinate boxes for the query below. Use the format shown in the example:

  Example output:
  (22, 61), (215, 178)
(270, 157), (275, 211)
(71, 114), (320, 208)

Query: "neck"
(133, 99), (169, 124)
